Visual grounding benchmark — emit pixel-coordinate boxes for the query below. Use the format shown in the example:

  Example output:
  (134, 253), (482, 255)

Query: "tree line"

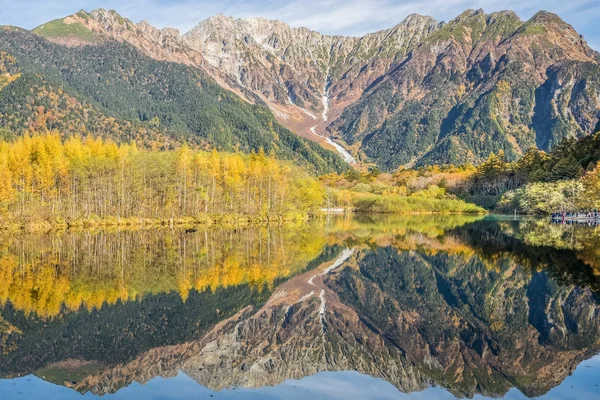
(0, 222), (325, 317)
(0, 133), (325, 227)
(455, 132), (600, 213)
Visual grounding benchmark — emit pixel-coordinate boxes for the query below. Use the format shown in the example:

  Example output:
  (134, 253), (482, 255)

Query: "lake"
(0, 215), (599, 399)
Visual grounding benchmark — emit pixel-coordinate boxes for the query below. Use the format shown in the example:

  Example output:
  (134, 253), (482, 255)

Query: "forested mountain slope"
(185, 10), (600, 170)
(0, 28), (345, 174)
(331, 10), (600, 169)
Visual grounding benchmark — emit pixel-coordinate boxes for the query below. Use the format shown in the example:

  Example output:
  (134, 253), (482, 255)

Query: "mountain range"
(1, 8), (600, 170)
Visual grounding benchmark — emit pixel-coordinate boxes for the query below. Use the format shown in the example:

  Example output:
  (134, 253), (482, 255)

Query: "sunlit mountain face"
(0, 216), (599, 399)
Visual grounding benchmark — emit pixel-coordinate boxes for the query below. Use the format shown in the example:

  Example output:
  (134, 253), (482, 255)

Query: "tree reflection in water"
(0, 216), (599, 399)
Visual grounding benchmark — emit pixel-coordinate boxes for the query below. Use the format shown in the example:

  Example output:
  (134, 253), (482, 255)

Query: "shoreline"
(0, 210), (489, 233)
(0, 214), (314, 233)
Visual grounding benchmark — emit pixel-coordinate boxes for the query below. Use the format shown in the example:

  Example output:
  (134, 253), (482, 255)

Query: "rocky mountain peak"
(457, 8), (486, 19)
(89, 9), (130, 28)
(394, 13), (440, 32)
(136, 20), (180, 40)
(185, 14), (321, 47)
(433, 8), (487, 32)
(485, 10), (521, 27)
(136, 20), (154, 31)
(381, 14), (440, 49)
(507, 10), (596, 63)
(530, 10), (568, 25)
(161, 27), (181, 38)
(517, 10), (579, 39)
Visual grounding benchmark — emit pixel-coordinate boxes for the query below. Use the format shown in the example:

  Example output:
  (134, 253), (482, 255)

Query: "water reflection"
(0, 224), (326, 317)
(0, 216), (599, 399)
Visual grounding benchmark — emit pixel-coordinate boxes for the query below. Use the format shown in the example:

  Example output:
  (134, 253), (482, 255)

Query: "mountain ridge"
(21, 8), (600, 169)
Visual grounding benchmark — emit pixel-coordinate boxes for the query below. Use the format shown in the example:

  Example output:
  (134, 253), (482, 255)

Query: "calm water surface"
(0, 216), (599, 399)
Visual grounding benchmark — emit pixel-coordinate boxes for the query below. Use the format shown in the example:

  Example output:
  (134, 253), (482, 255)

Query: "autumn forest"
(0, 134), (326, 228)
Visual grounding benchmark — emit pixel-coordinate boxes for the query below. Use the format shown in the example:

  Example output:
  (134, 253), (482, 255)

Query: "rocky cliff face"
(181, 10), (600, 168)
(31, 9), (600, 169)
(183, 14), (439, 140)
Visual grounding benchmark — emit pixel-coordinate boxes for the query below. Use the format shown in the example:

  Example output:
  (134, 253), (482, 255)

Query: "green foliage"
(351, 183), (373, 193)
(520, 24), (547, 35)
(35, 362), (104, 386)
(497, 180), (582, 215)
(322, 164), (483, 214)
(549, 155), (584, 180)
(351, 191), (485, 214)
(32, 18), (103, 43)
(459, 132), (600, 213)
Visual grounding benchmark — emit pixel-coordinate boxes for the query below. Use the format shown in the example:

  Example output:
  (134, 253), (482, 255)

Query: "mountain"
(15, 9), (600, 170)
(0, 16), (346, 175)
(185, 10), (600, 170)
(183, 14), (439, 142)
(333, 10), (600, 169)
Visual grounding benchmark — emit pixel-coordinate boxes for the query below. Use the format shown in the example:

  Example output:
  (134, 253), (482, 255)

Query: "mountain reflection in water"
(0, 215), (599, 399)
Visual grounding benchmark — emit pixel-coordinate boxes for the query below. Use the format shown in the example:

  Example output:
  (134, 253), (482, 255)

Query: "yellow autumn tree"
(0, 133), (326, 226)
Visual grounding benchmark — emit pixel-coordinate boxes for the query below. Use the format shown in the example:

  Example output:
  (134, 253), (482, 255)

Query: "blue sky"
(0, 0), (598, 49)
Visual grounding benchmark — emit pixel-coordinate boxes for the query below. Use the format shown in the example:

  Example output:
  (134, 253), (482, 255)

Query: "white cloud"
(0, 0), (598, 49)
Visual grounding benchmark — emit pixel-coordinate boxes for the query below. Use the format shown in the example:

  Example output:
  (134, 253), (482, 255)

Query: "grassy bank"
(320, 169), (486, 215)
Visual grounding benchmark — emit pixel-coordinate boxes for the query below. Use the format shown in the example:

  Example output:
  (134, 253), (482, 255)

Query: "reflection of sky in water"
(2, 355), (598, 400)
